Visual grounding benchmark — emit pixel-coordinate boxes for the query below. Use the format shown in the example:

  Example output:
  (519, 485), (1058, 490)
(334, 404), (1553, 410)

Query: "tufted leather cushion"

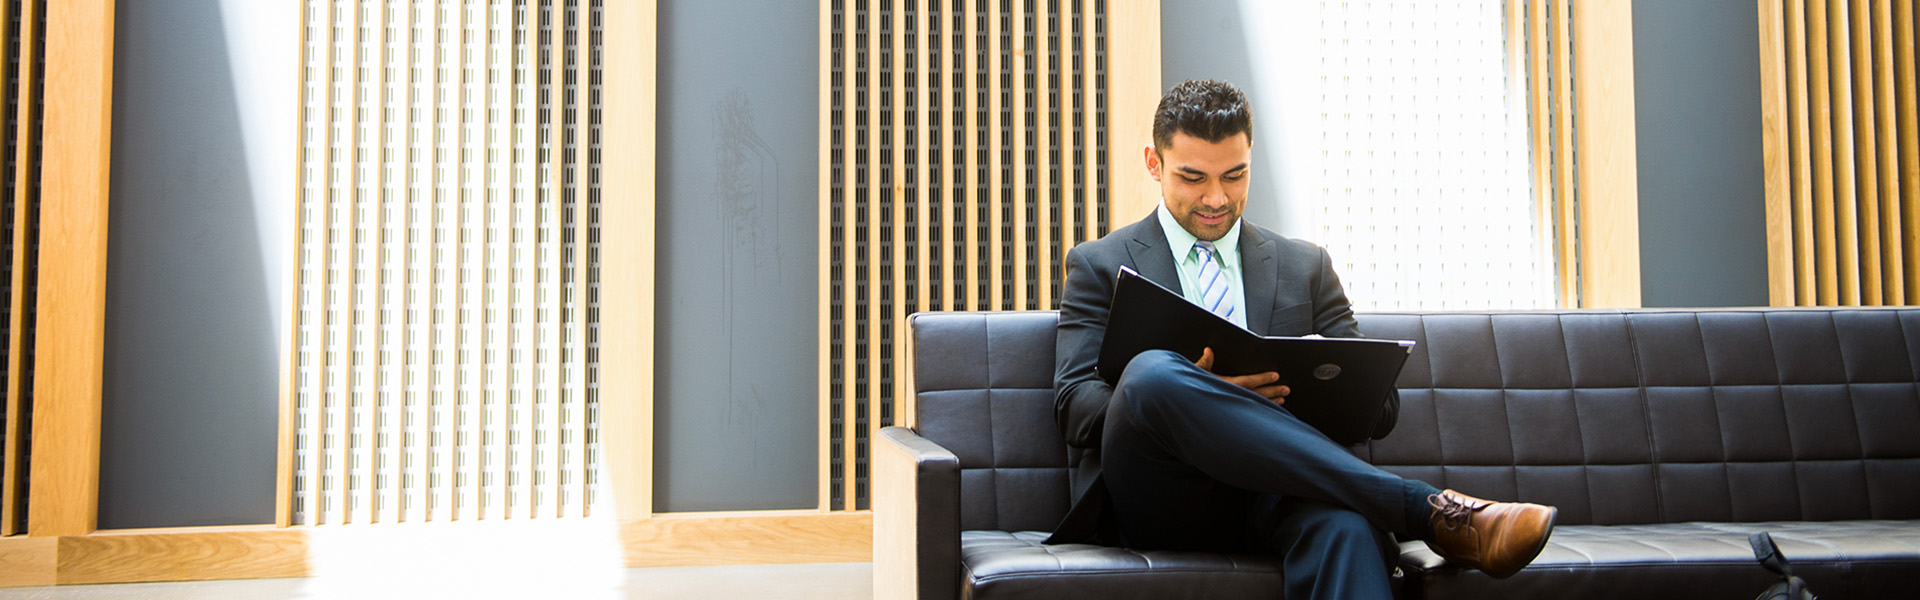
(1354, 309), (1920, 526)
(912, 311), (1074, 534)
(959, 531), (1285, 599)
(1400, 521), (1920, 599)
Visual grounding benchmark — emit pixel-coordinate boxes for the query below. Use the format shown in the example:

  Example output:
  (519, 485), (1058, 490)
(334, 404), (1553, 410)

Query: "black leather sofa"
(875, 308), (1920, 599)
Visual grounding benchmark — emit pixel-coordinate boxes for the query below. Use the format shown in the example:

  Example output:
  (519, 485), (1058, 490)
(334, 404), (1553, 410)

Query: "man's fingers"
(1194, 347), (1216, 371)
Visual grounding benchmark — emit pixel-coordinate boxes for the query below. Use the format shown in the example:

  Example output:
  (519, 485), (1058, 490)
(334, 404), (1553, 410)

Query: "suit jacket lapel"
(1240, 225), (1279, 335)
(1124, 216), (1182, 295)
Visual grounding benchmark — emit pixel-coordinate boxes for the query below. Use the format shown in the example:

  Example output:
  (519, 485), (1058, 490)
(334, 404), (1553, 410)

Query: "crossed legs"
(1099, 350), (1411, 599)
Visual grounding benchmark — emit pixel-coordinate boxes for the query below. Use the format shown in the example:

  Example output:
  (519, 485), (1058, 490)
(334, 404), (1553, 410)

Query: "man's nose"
(1202, 181), (1229, 207)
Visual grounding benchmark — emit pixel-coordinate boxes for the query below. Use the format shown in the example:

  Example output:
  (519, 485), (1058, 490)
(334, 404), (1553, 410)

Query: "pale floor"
(0, 563), (873, 600)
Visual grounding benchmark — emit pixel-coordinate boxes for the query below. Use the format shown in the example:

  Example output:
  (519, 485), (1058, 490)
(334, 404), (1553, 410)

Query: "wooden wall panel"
(1762, 0), (1920, 306)
(1571, 0), (1641, 308)
(599, 0), (654, 522)
(821, 0), (1156, 511)
(29, 0), (113, 538)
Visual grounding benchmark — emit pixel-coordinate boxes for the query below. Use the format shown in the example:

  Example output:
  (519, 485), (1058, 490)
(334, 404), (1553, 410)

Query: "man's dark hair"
(1152, 79), (1252, 151)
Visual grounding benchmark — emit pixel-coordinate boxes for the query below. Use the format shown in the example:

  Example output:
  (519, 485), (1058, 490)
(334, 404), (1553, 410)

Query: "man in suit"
(1048, 79), (1557, 599)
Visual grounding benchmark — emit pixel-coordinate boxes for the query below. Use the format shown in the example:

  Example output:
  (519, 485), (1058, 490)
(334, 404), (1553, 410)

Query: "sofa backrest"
(1357, 308), (1920, 526)
(909, 311), (1072, 533)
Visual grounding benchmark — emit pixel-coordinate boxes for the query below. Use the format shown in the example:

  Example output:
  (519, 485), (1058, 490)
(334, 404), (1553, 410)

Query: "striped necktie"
(1194, 241), (1234, 321)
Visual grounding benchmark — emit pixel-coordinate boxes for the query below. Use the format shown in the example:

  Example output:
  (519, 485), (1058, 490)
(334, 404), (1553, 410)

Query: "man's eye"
(1181, 176), (1204, 183)
(1223, 173), (1245, 182)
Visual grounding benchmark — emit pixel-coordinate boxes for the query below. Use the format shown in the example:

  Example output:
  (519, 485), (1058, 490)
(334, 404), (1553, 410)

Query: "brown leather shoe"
(1424, 489), (1557, 579)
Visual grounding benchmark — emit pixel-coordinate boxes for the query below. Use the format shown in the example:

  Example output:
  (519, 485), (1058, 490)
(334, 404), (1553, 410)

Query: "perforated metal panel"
(824, 0), (1108, 511)
(1311, 0), (1561, 310)
(291, 0), (600, 526)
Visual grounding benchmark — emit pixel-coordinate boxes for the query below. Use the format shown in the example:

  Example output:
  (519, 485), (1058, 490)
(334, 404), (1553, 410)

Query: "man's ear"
(1144, 144), (1161, 182)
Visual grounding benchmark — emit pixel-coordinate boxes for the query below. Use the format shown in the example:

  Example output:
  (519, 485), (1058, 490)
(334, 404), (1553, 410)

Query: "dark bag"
(1749, 532), (1817, 600)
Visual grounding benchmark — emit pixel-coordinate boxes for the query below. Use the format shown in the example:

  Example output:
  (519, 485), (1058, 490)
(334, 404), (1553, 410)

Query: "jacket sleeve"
(1306, 246), (1401, 440)
(1054, 246), (1116, 450)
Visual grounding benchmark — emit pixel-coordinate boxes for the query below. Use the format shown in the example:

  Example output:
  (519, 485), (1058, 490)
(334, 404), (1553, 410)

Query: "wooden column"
(1571, 0), (1641, 308)
(600, 0), (656, 523)
(28, 0), (115, 538)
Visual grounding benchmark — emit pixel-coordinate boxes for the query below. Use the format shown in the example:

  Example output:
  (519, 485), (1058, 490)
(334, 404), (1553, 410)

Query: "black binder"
(1096, 266), (1415, 445)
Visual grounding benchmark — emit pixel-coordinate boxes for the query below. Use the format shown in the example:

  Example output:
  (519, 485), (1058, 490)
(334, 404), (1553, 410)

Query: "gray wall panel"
(1633, 0), (1769, 307)
(655, 0), (819, 511)
(101, 0), (295, 528)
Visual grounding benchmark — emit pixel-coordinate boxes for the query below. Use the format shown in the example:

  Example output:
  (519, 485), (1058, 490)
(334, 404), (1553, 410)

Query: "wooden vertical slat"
(1011, 0), (1026, 310)
(276, 0), (307, 529)
(1762, 0), (1795, 305)
(862, 0), (880, 509)
(1526, 0), (1557, 306)
(403, 0), (428, 523)
(431, 0), (456, 524)
(1872, 0), (1902, 304)
(1552, 0), (1576, 306)
(546, 0), (562, 520)
(1056, 3), (1075, 284)
(567, 0), (592, 520)
(914, 0), (930, 319)
(892, 0), (909, 423)
(941, 1), (955, 313)
(471, 0), (493, 521)
(335, 0), (361, 526)
(1830, 0), (1862, 305)
(1078, 0), (1094, 245)
(350, 0), (377, 526)
(491, 0), (517, 521)
(815, 0), (832, 513)
(1034, 3), (1052, 310)
(1897, 0), (1919, 299)
(600, 0), (657, 521)
(541, 0), (565, 520)
(963, 0), (978, 311)
(989, 0), (1003, 312)
(370, 0), (394, 524)
(1, 0), (29, 538)
(456, 0), (482, 521)
(1789, 0), (1818, 305)
(517, 0), (546, 520)
(1810, 0), (1839, 304)
(309, 0), (337, 527)
(1571, 0), (1641, 308)
(1849, 0), (1881, 305)
(29, 0), (116, 538)
(839, 0), (857, 513)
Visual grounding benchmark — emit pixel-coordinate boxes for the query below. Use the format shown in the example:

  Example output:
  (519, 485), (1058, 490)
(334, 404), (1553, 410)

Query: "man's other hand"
(1195, 347), (1289, 404)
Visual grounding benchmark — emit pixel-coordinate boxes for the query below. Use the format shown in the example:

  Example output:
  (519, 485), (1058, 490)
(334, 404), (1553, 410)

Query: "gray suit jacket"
(1046, 213), (1399, 544)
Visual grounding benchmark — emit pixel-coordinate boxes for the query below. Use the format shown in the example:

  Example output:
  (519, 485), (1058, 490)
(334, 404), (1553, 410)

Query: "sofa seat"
(959, 531), (1286, 599)
(1400, 520), (1920, 599)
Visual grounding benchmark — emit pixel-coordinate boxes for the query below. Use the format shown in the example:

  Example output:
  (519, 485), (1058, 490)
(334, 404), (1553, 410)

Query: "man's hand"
(1195, 347), (1289, 404)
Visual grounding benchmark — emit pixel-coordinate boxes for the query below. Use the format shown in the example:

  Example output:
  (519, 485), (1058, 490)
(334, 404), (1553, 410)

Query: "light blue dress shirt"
(1154, 203), (1248, 329)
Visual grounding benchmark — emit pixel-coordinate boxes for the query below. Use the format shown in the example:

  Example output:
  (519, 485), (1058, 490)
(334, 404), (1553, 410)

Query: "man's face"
(1146, 131), (1251, 242)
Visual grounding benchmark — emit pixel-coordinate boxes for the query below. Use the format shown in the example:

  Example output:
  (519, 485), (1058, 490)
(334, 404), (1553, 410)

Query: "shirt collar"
(1155, 202), (1243, 267)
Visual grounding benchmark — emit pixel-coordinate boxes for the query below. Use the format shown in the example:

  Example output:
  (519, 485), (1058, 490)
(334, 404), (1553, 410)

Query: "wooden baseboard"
(0, 537), (56, 586)
(0, 512), (872, 587)
(622, 511), (872, 567)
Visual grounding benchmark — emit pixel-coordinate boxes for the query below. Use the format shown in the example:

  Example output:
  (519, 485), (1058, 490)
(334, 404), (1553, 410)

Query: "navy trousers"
(1101, 350), (1408, 600)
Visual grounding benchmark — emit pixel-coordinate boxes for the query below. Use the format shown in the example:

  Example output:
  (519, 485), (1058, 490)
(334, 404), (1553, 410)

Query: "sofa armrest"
(874, 425), (962, 600)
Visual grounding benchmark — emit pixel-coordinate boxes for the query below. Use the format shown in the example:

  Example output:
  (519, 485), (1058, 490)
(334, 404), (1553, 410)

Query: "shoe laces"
(1429, 494), (1485, 532)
